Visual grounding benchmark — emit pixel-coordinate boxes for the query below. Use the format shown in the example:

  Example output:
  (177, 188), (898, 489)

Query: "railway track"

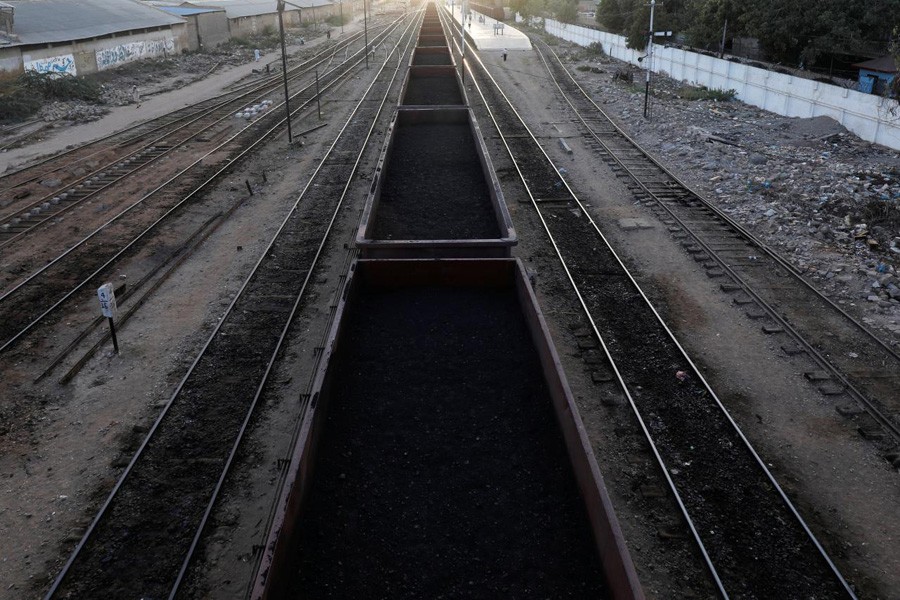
(0, 20), (403, 356)
(0, 32), (366, 199)
(450, 11), (857, 599)
(0, 32), (372, 247)
(44, 11), (422, 600)
(531, 39), (900, 454)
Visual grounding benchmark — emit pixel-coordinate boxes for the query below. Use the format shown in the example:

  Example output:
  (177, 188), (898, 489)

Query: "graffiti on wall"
(95, 38), (176, 71)
(24, 54), (77, 75)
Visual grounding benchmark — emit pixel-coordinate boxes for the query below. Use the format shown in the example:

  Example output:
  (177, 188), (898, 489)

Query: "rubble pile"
(38, 100), (109, 123)
(565, 46), (900, 340)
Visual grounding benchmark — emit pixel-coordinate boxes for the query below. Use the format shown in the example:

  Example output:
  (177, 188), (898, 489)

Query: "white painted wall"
(542, 18), (900, 151)
(23, 53), (78, 75)
(95, 37), (177, 71)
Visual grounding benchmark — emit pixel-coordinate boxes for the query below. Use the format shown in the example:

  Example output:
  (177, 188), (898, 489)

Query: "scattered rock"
(561, 41), (899, 343)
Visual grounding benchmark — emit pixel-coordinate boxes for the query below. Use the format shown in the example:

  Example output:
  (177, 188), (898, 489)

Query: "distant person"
(327, 30), (331, 39)
(132, 84), (141, 107)
(254, 48), (260, 62)
(502, 48), (508, 62)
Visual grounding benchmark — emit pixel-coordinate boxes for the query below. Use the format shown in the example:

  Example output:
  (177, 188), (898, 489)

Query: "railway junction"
(0, 1), (898, 598)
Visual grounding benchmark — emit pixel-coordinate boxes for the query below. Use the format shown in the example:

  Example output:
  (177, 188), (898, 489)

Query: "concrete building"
(0, 0), (188, 76)
(190, 0), (340, 38)
(151, 3), (231, 50)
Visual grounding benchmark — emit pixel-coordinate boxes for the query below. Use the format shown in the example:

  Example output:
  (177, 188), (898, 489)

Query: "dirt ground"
(476, 37), (899, 598)
(0, 19), (388, 598)
(1, 8), (898, 600)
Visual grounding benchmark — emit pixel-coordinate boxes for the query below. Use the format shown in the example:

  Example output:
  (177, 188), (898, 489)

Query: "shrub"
(585, 41), (605, 57)
(0, 71), (101, 121)
(677, 85), (736, 101)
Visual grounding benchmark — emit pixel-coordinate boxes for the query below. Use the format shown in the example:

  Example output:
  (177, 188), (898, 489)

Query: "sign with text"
(97, 283), (118, 319)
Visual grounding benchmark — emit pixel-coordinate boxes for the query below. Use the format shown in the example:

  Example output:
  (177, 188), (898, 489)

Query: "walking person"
(502, 48), (508, 62)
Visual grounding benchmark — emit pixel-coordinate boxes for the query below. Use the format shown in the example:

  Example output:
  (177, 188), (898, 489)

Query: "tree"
(511, 0), (547, 21)
(622, 0), (688, 50)
(526, 0), (548, 20)
(596, 0), (626, 32)
(552, 0), (579, 23)
(684, 0), (745, 51)
(742, 0), (900, 68)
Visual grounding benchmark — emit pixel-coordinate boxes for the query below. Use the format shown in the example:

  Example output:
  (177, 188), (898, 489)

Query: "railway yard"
(0, 2), (898, 598)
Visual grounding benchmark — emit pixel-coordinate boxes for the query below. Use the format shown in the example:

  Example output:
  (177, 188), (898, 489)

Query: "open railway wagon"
(400, 63), (465, 105)
(356, 107), (515, 257)
(411, 45), (454, 66)
(250, 258), (645, 599)
(418, 33), (448, 47)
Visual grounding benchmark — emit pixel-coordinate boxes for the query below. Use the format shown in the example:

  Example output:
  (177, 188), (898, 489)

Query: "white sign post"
(97, 283), (120, 354)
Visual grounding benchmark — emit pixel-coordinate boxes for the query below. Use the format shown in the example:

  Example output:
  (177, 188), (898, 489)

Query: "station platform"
(442, 2), (532, 51)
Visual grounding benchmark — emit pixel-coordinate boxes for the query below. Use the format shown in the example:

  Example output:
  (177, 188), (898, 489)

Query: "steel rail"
(448, 11), (856, 599)
(43, 16), (414, 600)
(169, 15), (422, 598)
(241, 10), (426, 591)
(533, 40), (900, 444)
(0, 32), (368, 194)
(0, 32), (370, 232)
(0, 22), (403, 355)
(536, 40), (900, 365)
(169, 15), (413, 600)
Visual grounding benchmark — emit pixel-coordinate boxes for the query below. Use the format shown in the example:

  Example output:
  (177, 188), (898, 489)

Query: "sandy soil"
(476, 40), (899, 598)
(0, 19), (387, 598)
(1, 8), (898, 600)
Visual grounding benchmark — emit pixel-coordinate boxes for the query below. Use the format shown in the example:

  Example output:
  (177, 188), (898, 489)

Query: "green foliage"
(596, 0), (624, 32)
(224, 28), (282, 50)
(0, 71), (101, 121)
(740, 0), (900, 67)
(326, 14), (349, 26)
(683, 0), (742, 51)
(891, 28), (900, 100)
(19, 71), (101, 101)
(676, 85), (736, 101)
(595, 0), (688, 49)
(551, 0), (579, 23)
(861, 198), (900, 231)
(513, 0), (547, 20)
(586, 41), (606, 56)
(599, 0), (900, 67)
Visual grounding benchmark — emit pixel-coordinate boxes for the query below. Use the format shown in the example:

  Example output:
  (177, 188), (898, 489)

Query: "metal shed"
(853, 55), (898, 95)
(152, 3), (230, 50)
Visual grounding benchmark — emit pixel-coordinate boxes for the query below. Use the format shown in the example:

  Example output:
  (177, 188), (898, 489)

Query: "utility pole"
(643, 0), (656, 119)
(719, 18), (727, 59)
(277, 0), (293, 143)
(340, 1), (344, 34)
(459, 0), (466, 84)
(364, 0), (369, 68)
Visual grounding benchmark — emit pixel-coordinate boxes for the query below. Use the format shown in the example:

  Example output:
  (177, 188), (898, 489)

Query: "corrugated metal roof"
(852, 55), (898, 74)
(158, 5), (224, 16)
(6, 0), (185, 46)
(191, 0), (334, 19)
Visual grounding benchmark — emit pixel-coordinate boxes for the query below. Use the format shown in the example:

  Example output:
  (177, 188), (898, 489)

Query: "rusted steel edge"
(356, 107), (516, 258)
(512, 260), (644, 600)
(250, 258), (644, 600)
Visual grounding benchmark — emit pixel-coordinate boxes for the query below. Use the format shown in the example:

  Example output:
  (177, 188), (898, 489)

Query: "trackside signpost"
(97, 283), (120, 354)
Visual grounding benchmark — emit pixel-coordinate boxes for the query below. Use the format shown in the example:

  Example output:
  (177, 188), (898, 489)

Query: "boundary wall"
(540, 18), (900, 151)
(11, 25), (188, 76)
